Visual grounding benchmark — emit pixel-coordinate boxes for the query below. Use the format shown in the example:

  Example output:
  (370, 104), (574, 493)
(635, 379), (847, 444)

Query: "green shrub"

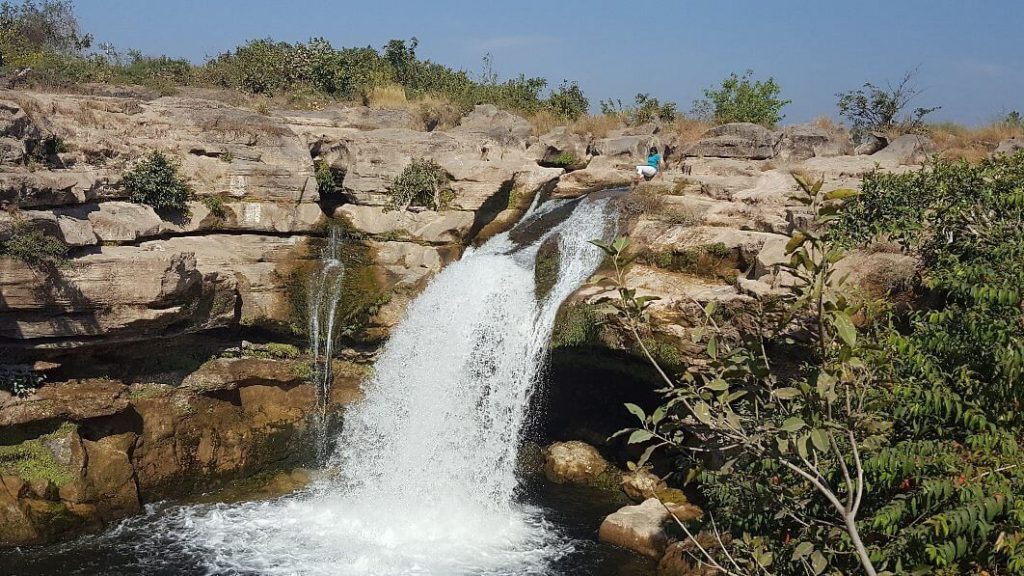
(122, 151), (192, 214)
(0, 365), (44, 398)
(549, 151), (579, 168)
(600, 93), (677, 125)
(0, 220), (69, 268)
(200, 195), (227, 219)
(385, 158), (451, 212)
(837, 68), (940, 141)
(692, 70), (790, 127)
(314, 159), (338, 196)
(547, 80), (589, 120)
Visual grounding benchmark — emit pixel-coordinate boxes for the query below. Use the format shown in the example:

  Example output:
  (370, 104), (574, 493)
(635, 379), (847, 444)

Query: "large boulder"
(544, 440), (610, 485)
(592, 133), (661, 159)
(599, 498), (670, 558)
(528, 127), (591, 168)
(684, 123), (780, 160)
(450, 104), (532, 146)
(994, 136), (1024, 156)
(872, 134), (936, 165)
(776, 124), (851, 161)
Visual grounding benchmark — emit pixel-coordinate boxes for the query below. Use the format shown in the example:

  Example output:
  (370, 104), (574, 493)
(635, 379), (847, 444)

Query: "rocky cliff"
(0, 88), (954, 547)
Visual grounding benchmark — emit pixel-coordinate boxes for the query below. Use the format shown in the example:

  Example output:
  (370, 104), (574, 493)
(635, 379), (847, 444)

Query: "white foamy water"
(150, 197), (616, 576)
(308, 226), (347, 462)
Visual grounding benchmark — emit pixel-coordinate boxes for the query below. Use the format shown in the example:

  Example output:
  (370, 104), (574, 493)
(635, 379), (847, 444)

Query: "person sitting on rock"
(635, 147), (662, 183)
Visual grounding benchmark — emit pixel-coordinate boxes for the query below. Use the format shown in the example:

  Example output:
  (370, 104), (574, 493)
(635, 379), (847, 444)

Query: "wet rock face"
(0, 357), (364, 547)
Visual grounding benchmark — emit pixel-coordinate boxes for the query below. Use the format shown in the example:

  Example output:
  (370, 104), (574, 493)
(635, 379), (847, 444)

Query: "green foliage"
(122, 150), (192, 214)
(0, 0), (90, 67)
(600, 93), (677, 125)
(0, 422), (77, 486)
(692, 70), (790, 127)
(1006, 111), (1023, 129)
(551, 302), (601, 349)
(0, 365), (44, 397)
(0, 219), (68, 268)
(314, 159), (338, 197)
(547, 80), (589, 120)
(603, 153), (1024, 574)
(836, 68), (940, 141)
(549, 151), (580, 169)
(385, 158), (451, 212)
(200, 195), (227, 219)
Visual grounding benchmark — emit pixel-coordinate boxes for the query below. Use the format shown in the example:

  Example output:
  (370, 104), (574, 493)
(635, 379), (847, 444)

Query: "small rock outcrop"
(994, 136), (1024, 156)
(543, 440), (610, 485)
(871, 133), (936, 165)
(599, 498), (671, 558)
(776, 124), (851, 160)
(684, 123), (780, 160)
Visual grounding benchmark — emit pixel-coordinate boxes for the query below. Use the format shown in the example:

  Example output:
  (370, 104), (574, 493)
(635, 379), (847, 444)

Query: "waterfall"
(157, 196), (618, 576)
(307, 226), (346, 462)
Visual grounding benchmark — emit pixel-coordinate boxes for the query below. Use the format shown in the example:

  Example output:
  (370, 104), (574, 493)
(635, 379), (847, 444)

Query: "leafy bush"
(0, 0), (91, 67)
(385, 158), (451, 212)
(547, 80), (589, 120)
(603, 155), (1024, 574)
(600, 93), (677, 126)
(200, 195), (227, 219)
(314, 159), (339, 197)
(837, 68), (940, 142)
(0, 365), (44, 397)
(0, 219), (69, 268)
(122, 151), (192, 214)
(692, 70), (790, 127)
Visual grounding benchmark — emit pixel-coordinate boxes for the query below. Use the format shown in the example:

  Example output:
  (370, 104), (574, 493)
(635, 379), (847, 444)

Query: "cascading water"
(58, 196), (618, 576)
(307, 226), (347, 462)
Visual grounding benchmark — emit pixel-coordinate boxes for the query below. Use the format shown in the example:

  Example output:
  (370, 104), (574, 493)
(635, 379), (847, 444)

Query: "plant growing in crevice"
(122, 150), (192, 215)
(384, 157), (452, 212)
(0, 218), (69, 269)
(200, 195), (228, 219)
(314, 159), (339, 197)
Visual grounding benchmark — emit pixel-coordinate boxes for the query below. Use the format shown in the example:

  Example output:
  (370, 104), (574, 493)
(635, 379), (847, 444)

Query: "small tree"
(692, 70), (791, 127)
(122, 151), (192, 214)
(836, 68), (940, 142)
(0, 218), (69, 268)
(547, 80), (589, 121)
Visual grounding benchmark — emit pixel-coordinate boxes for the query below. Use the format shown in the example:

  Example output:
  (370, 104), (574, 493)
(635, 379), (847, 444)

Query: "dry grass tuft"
(666, 116), (712, 148)
(570, 114), (623, 138)
(528, 110), (560, 136)
(928, 121), (1023, 163)
(414, 94), (463, 131)
(364, 84), (408, 108)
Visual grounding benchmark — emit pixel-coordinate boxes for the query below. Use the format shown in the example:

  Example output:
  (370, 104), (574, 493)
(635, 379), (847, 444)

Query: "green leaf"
(628, 430), (654, 444)
(611, 236), (630, 253)
(780, 417), (806, 433)
(796, 433), (809, 459)
(693, 402), (713, 424)
(651, 406), (666, 425)
(832, 311), (857, 347)
(707, 336), (718, 359)
(636, 443), (659, 468)
(707, 378), (729, 392)
(811, 551), (827, 574)
(792, 541), (814, 561)
(810, 429), (829, 452)
(773, 387), (802, 400)
(785, 232), (807, 254)
(624, 403), (646, 422)
(704, 300), (717, 317)
(824, 188), (860, 201)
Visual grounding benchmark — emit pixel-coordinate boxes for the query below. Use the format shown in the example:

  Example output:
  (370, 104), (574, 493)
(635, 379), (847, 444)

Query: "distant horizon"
(71, 0), (1023, 125)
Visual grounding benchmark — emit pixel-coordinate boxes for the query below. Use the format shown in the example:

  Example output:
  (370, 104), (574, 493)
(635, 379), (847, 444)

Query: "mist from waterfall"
(137, 196), (618, 575)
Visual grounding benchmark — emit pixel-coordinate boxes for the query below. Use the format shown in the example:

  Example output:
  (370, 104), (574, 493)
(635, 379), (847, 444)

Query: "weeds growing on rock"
(122, 150), (192, 215)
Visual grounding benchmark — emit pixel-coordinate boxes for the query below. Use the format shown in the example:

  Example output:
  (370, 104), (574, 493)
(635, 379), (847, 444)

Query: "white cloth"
(636, 165), (657, 178)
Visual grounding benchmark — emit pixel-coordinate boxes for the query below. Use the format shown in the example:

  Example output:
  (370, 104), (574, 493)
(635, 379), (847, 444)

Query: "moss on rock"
(0, 423), (77, 487)
(535, 235), (561, 300)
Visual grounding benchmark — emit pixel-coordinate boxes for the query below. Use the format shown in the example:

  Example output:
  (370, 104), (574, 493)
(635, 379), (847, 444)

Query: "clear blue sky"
(72, 0), (1022, 125)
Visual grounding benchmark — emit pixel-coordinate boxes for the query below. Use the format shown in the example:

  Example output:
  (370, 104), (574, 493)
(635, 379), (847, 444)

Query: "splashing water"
(308, 226), (347, 462)
(117, 196), (616, 576)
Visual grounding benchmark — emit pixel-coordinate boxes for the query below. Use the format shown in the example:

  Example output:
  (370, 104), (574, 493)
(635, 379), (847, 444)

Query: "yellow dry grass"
(929, 121), (1023, 163)
(364, 84), (408, 108)
(570, 114), (623, 138)
(665, 116), (712, 147)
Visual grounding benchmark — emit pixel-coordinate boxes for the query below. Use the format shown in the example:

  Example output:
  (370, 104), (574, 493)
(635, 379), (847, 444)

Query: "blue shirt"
(647, 153), (661, 169)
